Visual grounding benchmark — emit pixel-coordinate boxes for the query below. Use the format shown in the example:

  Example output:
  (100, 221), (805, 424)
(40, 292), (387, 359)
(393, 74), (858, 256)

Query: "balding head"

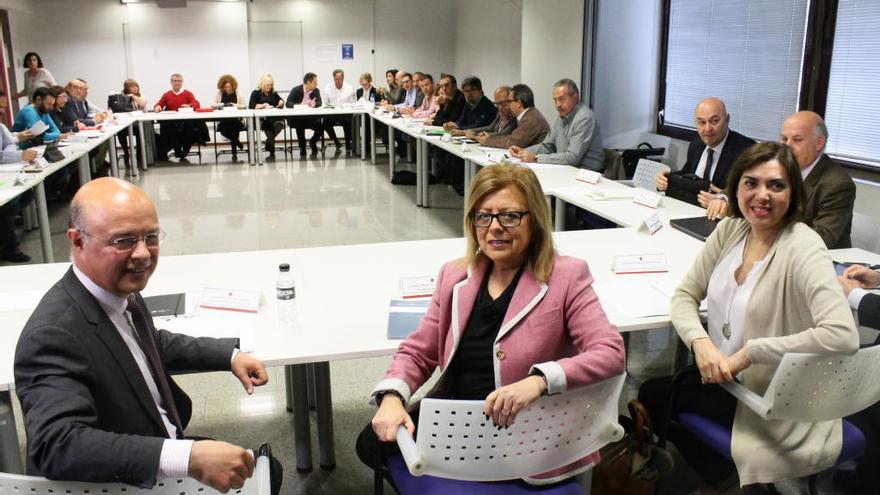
(694, 97), (730, 148)
(68, 178), (161, 297)
(493, 86), (513, 119)
(781, 111), (827, 169)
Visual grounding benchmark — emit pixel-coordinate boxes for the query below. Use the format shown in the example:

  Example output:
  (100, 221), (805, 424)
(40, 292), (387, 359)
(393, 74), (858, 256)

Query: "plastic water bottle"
(276, 263), (296, 323)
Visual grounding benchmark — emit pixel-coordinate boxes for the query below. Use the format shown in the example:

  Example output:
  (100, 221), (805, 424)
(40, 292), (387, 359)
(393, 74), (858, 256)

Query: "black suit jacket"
(802, 154), (856, 249)
(858, 293), (880, 331)
(356, 87), (378, 102)
(680, 129), (755, 189)
(285, 84), (322, 109)
(432, 89), (466, 126)
(60, 98), (95, 127)
(14, 268), (238, 487)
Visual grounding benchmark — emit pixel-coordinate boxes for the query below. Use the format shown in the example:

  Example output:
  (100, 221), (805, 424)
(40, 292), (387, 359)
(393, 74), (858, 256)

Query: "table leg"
(284, 365), (293, 413)
(78, 155), (91, 184)
(415, 135), (423, 207)
(370, 116), (377, 165)
(138, 121), (147, 171)
(389, 126), (396, 180)
(463, 159), (473, 205)
(407, 139), (413, 163)
(255, 116), (264, 166)
(421, 139), (430, 208)
(246, 116), (256, 165)
(360, 114), (367, 160)
(554, 197), (566, 231)
(127, 125), (139, 180)
(0, 391), (22, 474)
(290, 364), (313, 472)
(109, 134), (119, 178)
(313, 361), (336, 470)
(34, 182), (53, 263)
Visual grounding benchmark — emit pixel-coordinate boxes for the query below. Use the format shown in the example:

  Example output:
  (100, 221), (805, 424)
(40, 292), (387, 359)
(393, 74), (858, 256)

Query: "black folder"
(670, 216), (719, 242)
(143, 293), (186, 317)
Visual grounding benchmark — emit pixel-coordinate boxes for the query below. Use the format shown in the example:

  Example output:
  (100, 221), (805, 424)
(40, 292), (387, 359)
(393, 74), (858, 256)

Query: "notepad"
(143, 293), (186, 317)
(387, 299), (430, 339)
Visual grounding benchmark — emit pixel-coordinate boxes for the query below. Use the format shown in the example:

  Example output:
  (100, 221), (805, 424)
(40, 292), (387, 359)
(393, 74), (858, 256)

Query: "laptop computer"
(670, 216), (720, 242)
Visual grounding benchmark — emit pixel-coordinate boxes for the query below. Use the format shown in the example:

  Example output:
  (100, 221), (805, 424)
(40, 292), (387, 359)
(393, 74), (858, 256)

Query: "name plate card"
(200, 287), (261, 313)
(612, 254), (668, 274)
(440, 133), (453, 143)
(400, 275), (437, 299)
(639, 213), (664, 235)
(633, 189), (662, 209)
(576, 169), (601, 184)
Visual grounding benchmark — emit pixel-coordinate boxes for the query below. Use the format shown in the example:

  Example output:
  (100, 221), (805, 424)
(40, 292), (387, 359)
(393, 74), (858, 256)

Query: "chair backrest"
(631, 158), (670, 191)
(602, 148), (626, 180)
(851, 212), (880, 253)
(763, 346), (880, 421)
(408, 373), (626, 482)
(0, 456), (270, 495)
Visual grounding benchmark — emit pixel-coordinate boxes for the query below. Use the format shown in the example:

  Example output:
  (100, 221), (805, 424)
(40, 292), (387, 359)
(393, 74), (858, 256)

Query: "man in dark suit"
(285, 72), (323, 157)
(781, 111), (856, 249)
(14, 178), (274, 492)
(839, 264), (880, 330)
(655, 97), (755, 214)
(431, 74), (466, 127)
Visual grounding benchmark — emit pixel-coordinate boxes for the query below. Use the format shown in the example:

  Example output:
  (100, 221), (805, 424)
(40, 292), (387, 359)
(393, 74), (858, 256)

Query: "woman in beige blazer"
(639, 141), (859, 489)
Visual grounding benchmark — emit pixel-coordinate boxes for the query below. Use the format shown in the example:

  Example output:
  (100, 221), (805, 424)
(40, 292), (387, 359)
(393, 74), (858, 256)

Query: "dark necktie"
(703, 148), (715, 180)
(126, 296), (184, 438)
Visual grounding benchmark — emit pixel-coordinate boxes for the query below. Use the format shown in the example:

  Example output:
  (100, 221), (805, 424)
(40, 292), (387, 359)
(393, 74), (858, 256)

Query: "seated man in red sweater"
(153, 73), (201, 161)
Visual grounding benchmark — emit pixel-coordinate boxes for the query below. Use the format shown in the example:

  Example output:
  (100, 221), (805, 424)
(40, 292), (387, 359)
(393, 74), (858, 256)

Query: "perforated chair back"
(851, 212), (880, 253)
(0, 455), (271, 495)
(631, 159), (670, 191)
(396, 373), (626, 482)
(721, 346), (880, 422)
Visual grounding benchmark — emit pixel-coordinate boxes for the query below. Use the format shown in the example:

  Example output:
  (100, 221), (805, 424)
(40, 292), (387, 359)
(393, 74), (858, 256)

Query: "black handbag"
(616, 142), (666, 178)
(107, 93), (135, 113)
(666, 172), (711, 206)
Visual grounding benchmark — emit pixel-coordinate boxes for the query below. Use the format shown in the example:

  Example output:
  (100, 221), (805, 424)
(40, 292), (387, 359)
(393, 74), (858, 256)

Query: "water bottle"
(276, 263), (296, 323)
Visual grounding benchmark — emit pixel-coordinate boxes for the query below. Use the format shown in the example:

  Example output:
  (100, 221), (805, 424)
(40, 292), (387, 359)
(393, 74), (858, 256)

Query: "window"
(823, 0), (880, 169)
(660, 0), (809, 141)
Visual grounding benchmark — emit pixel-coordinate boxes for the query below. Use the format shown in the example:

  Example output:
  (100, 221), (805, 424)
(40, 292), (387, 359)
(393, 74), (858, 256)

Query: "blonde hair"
(359, 72), (372, 84)
(257, 74), (275, 90)
(463, 164), (555, 282)
(216, 74), (238, 91)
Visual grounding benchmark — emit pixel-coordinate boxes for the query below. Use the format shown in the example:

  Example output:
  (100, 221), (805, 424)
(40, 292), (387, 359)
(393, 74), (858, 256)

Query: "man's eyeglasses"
(79, 230), (166, 252)
(494, 100), (510, 107)
(471, 211), (530, 228)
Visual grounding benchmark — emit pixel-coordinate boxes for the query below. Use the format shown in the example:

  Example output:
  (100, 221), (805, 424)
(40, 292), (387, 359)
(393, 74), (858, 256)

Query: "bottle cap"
(279, 263), (290, 272)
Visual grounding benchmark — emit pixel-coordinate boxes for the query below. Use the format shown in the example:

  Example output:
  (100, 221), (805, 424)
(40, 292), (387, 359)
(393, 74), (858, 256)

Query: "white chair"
(394, 373), (626, 483)
(0, 452), (272, 495)
(622, 158), (670, 191)
(851, 212), (880, 253)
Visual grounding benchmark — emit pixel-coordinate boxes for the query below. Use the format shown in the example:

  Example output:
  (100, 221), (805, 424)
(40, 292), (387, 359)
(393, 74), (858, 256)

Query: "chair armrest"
(254, 454), (272, 495)
(396, 425), (426, 476)
(720, 381), (773, 419)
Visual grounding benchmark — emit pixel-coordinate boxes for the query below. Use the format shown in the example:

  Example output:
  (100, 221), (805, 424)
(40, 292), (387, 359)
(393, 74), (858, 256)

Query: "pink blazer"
(374, 254), (626, 483)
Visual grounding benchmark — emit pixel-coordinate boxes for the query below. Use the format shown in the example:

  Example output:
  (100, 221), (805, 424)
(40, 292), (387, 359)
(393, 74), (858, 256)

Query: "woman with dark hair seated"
(213, 74), (246, 162)
(356, 163), (626, 489)
(638, 141), (859, 490)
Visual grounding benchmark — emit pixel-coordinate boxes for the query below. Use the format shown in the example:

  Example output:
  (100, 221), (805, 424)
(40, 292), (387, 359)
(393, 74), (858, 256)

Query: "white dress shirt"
(72, 266), (193, 478)
(516, 107), (529, 123)
(694, 131), (729, 181)
(323, 81), (356, 105)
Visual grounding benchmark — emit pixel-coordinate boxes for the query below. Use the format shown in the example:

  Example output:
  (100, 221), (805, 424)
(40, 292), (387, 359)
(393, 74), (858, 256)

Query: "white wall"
(521, 0), (584, 122)
(373, 0), (456, 81)
(593, 0), (662, 148)
(452, 0), (522, 96)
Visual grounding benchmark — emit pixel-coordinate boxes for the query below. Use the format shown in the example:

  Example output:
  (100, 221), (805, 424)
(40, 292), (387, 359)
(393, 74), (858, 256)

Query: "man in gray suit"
(15, 178), (272, 492)
(510, 78), (604, 171)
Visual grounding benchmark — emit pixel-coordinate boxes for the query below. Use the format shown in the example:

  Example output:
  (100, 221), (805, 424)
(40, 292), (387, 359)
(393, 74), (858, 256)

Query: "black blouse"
(249, 89), (282, 109)
(445, 264), (524, 400)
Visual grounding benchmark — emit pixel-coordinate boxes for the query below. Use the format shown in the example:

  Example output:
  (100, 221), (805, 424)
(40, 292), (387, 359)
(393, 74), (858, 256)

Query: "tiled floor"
(5, 148), (840, 494)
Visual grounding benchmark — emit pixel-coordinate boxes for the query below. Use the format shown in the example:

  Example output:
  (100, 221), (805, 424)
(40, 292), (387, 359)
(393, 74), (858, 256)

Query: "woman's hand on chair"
(725, 348), (751, 378)
(484, 375), (547, 428)
(692, 338), (734, 384)
(372, 394), (414, 442)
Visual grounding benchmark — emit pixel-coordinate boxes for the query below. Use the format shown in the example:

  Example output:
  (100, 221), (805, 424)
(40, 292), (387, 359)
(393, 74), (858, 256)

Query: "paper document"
(0, 163), (24, 172)
(387, 299), (430, 339)
(583, 188), (637, 200)
(0, 289), (46, 312)
(27, 120), (48, 137)
(650, 280), (707, 311)
(593, 280), (672, 318)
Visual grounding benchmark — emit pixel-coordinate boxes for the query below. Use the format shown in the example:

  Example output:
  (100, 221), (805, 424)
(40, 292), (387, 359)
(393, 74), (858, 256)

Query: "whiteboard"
(247, 21), (304, 96)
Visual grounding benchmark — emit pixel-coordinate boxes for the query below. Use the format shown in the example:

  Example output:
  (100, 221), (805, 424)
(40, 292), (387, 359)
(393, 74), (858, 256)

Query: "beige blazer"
(672, 217), (858, 486)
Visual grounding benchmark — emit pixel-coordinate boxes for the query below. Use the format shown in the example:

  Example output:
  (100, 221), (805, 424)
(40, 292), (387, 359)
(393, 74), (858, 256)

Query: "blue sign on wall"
(342, 44), (354, 60)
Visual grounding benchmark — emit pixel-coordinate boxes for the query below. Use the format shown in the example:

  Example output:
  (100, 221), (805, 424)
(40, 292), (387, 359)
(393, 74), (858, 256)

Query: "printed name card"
(199, 287), (261, 313)
(633, 189), (662, 208)
(221, 106), (237, 112)
(440, 133), (453, 143)
(178, 107), (195, 113)
(576, 169), (601, 184)
(399, 275), (437, 299)
(640, 213), (664, 235)
(486, 152), (509, 163)
(612, 254), (668, 274)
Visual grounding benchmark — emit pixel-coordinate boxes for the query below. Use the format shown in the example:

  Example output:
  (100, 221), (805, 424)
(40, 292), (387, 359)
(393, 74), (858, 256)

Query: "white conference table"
(251, 106), (368, 165)
(0, 226), (703, 473)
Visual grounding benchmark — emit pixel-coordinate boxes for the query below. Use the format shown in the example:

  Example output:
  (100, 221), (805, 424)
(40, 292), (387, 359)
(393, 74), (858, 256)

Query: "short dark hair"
(413, 71), (424, 78)
(462, 76), (482, 92)
(31, 86), (50, 103)
(303, 72), (317, 84)
(332, 69), (344, 78)
(23, 52), (43, 69)
(441, 74), (457, 87)
(47, 85), (65, 98)
(421, 73), (433, 83)
(725, 141), (805, 229)
(386, 69), (398, 78)
(553, 78), (579, 97)
(510, 84), (535, 109)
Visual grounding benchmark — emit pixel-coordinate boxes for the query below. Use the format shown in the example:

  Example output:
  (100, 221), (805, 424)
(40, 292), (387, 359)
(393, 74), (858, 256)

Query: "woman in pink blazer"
(356, 164), (626, 486)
